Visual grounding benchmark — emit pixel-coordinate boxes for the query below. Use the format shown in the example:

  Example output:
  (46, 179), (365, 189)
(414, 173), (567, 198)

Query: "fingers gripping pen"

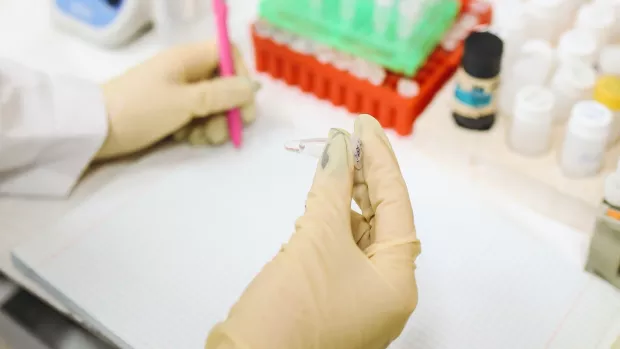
(213, 0), (243, 148)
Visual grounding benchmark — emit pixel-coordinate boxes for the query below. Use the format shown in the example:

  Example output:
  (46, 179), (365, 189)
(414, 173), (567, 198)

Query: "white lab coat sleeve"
(0, 59), (108, 197)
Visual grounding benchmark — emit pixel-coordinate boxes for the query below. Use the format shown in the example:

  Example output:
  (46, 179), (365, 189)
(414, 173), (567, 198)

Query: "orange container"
(252, 0), (492, 136)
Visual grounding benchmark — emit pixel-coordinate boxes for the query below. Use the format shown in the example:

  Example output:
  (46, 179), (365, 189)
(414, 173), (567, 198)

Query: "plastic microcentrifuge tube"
(397, 78), (420, 98)
(508, 85), (555, 156)
(575, 3), (615, 51)
(557, 29), (597, 66)
(599, 45), (620, 76)
(285, 138), (363, 168)
(550, 60), (597, 123)
(374, 0), (395, 36)
(560, 100), (613, 177)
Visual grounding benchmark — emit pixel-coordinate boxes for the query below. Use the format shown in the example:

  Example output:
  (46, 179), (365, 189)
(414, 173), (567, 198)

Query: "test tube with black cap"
(452, 31), (504, 131)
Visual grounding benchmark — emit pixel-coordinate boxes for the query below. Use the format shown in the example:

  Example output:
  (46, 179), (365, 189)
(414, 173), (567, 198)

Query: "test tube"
(397, 0), (422, 40)
(341, 0), (357, 23)
(374, 0), (395, 36)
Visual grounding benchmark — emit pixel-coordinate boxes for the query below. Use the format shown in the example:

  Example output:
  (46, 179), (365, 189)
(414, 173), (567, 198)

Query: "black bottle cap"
(461, 31), (504, 79)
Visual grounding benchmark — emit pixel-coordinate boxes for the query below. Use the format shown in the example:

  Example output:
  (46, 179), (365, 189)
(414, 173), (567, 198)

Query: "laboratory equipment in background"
(152, 0), (212, 46)
(560, 100), (612, 177)
(252, 0), (493, 136)
(51, 0), (152, 47)
(550, 59), (596, 124)
(258, 0), (460, 76)
(508, 85), (555, 156)
(594, 76), (620, 146)
(452, 31), (504, 131)
(586, 158), (620, 290)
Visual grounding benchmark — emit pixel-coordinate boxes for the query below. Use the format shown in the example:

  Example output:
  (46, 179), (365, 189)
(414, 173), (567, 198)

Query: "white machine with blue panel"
(51, 0), (152, 47)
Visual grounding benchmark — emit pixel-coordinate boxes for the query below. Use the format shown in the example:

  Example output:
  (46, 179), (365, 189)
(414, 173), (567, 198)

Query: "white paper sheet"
(11, 120), (620, 349)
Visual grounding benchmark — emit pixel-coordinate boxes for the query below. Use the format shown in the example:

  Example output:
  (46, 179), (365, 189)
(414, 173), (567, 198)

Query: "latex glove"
(206, 115), (421, 349)
(96, 41), (258, 160)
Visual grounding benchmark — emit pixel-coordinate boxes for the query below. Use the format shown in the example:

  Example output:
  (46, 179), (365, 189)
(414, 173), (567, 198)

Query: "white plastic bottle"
(499, 39), (555, 116)
(599, 45), (620, 76)
(524, 0), (564, 43)
(550, 59), (597, 124)
(51, 0), (151, 47)
(557, 29), (598, 66)
(509, 85), (556, 156)
(574, 2), (615, 52)
(560, 100), (613, 177)
(605, 158), (620, 207)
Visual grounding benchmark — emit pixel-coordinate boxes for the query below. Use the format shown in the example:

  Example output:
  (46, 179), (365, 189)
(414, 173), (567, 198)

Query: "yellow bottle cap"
(594, 75), (620, 111)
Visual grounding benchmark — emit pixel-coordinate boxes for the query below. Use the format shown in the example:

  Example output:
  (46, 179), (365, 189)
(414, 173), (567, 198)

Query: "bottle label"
(452, 68), (499, 119)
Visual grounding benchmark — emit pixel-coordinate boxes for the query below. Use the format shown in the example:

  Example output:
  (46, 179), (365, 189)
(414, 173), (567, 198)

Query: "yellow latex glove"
(206, 115), (421, 349)
(96, 41), (258, 160)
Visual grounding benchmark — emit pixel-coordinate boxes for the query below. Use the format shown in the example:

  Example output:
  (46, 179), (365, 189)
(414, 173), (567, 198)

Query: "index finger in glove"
(296, 129), (356, 240)
(353, 115), (418, 254)
(171, 40), (252, 82)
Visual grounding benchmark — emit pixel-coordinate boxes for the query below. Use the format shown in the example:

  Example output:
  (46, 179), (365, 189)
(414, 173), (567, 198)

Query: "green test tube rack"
(258, 0), (461, 76)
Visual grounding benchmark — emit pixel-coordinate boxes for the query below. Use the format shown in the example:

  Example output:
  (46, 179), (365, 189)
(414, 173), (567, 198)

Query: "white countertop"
(0, 0), (617, 347)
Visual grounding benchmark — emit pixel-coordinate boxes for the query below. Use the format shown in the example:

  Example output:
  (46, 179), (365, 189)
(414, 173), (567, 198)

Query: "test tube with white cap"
(550, 59), (597, 123)
(575, 2), (615, 52)
(374, 0), (395, 36)
(557, 28), (597, 66)
(508, 85), (556, 156)
(560, 100), (613, 177)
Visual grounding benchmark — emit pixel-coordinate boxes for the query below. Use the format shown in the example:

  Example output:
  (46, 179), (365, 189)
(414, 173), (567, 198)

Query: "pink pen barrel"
(213, 0), (243, 147)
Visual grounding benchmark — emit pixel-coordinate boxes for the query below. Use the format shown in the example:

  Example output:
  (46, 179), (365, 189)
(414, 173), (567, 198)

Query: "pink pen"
(213, 0), (243, 148)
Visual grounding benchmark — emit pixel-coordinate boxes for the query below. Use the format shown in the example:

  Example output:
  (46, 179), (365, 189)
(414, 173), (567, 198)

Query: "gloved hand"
(96, 41), (258, 160)
(206, 115), (421, 349)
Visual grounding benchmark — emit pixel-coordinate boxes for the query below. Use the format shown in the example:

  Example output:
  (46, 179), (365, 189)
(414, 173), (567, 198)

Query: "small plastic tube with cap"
(550, 59), (597, 124)
(594, 76), (620, 146)
(397, 78), (420, 98)
(560, 100), (613, 177)
(557, 28), (598, 66)
(599, 45), (620, 76)
(575, 2), (615, 52)
(508, 85), (556, 156)
(374, 0), (395, 36)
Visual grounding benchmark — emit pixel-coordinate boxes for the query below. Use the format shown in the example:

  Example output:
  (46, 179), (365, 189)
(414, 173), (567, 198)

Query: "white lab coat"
(0, 59), (108, 197)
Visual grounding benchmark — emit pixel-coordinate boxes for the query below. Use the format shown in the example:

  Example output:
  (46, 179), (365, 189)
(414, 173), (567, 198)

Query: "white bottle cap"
(568, 100), (613, 139)
(576, 3), (615, 32)
(599, 45), (620, 76)
(553, 59), (597, 95)
(514, 85), (555, 122)
(397, 78), (420, 98)
(557, 29), (597, 65)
